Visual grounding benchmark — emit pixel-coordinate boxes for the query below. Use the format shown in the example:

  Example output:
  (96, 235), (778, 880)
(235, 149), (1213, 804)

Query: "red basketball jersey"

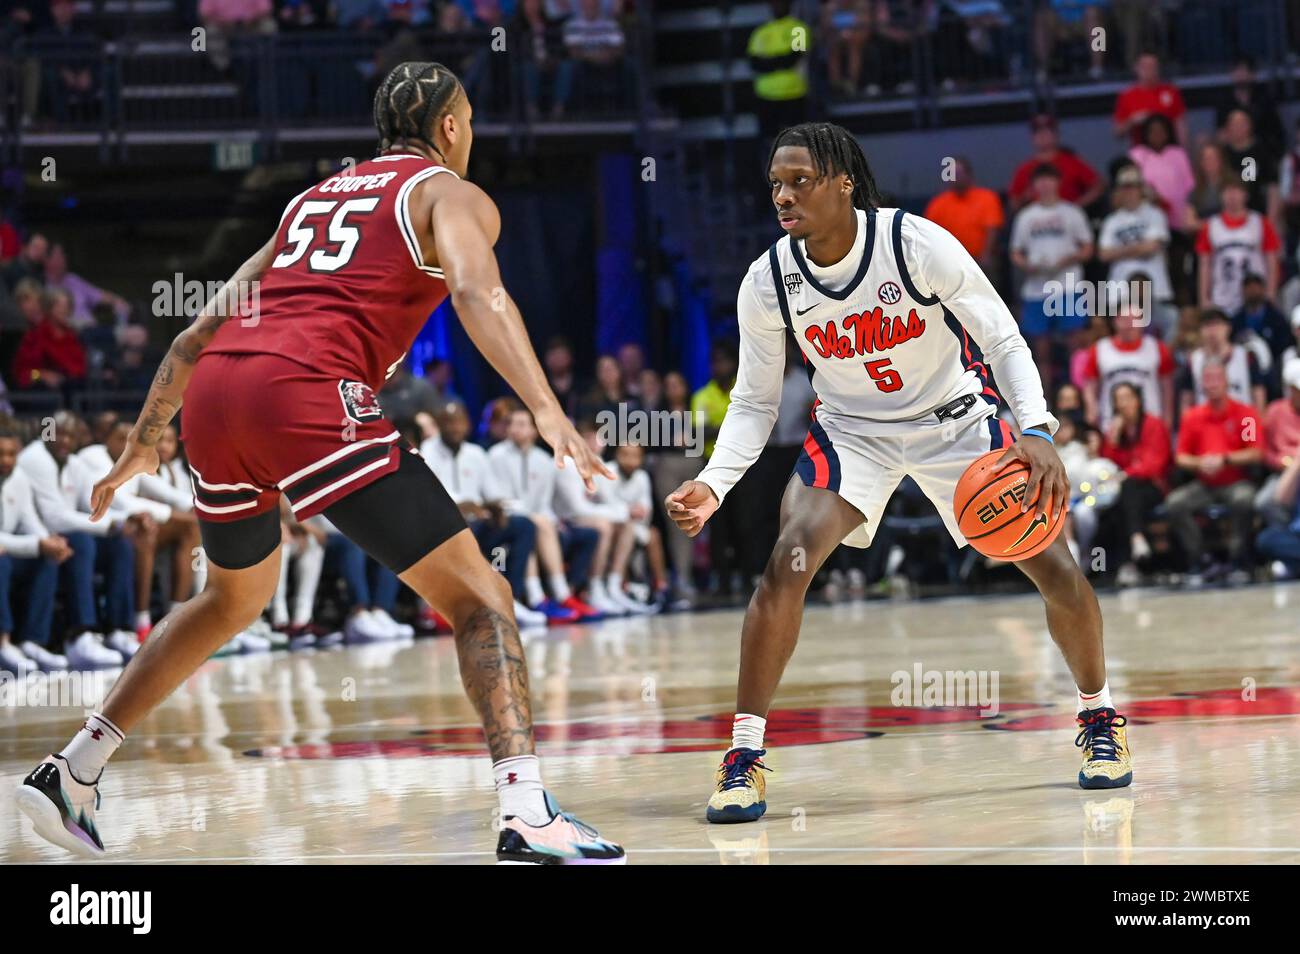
(204, 154), (453, 389)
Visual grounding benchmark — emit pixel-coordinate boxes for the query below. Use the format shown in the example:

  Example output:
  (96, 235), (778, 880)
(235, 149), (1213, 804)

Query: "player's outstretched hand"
(665, 480), (719, 538)
(536, 406), (614, 492)
(994, 434), (1068, 520)
(90, 439), (160, 522)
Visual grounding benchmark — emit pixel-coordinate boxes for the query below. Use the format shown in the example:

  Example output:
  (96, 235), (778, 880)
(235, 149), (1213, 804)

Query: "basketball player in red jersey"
(16, 63), (624, 865)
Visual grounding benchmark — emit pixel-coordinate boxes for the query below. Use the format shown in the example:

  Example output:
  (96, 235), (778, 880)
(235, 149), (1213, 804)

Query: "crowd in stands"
(1, 0), (635, 125)
(911, 49), (1300, 591)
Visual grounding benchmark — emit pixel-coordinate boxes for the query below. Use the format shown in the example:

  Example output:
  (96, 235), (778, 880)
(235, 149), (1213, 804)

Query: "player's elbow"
(449, 284), (499, 318)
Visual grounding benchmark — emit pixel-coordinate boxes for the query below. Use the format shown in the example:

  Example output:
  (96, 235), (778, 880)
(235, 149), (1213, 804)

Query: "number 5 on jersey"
(864, 358), (903, 392)
(273, 197), (380, 273)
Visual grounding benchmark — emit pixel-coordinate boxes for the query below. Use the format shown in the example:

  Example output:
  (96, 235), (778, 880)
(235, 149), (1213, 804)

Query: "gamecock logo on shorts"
(338, 380), (384, 424)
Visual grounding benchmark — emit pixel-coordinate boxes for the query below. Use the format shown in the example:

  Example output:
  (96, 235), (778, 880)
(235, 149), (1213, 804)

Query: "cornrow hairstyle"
(765, 122), (882, 211)
(373, 62), (464, 158)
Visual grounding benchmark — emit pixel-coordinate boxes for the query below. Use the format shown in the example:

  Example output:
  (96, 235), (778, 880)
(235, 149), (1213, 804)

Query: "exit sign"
(214, 140), (257, 171)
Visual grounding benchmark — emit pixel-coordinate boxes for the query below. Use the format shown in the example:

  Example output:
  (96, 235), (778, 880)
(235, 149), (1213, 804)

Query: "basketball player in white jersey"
(664, 123), (1133, 822)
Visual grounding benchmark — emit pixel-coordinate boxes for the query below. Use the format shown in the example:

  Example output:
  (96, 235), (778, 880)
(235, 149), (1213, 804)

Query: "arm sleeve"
(904, 215), (1057, 434)
(696, 269), (789, 505)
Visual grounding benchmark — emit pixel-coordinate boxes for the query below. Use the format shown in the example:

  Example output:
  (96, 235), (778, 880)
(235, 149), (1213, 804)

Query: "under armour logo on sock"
(83, 724), (104, 741)
(505, 772), (518, 785)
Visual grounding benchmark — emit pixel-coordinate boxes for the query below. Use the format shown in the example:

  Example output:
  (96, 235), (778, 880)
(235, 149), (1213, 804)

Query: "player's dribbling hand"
(994, 434), (1068, 519)
(536, 407), (614, 492)
(90, 439), (160, 522)
(665, 480), (719, 538)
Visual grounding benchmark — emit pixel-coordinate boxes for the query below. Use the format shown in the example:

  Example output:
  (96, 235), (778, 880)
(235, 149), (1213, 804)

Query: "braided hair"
(373, 62), (463, 158)
(765, 122), (882, 211)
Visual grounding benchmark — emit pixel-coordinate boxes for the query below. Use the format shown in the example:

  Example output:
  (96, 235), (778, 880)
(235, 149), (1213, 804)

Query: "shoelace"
(1075, 710), (1127, 762)
(557, 811), (602, 842)
(718, 748), (771, 791)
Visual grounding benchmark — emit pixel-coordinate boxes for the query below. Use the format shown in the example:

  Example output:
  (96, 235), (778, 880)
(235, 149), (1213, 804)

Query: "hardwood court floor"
(3, 584), (1299, 864)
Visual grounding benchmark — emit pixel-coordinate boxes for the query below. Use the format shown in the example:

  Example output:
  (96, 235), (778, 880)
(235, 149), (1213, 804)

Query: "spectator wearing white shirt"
(552, 419), (653, 615)
(0, 428), (73, 674)
(423, 404), (544, 628)
(1009, 163), (1095, 387)
(16, 412), (140, 667)
(610, 441), (670, 606)
(84, 420), (201, 637)
(486, 407), (599, 622)
(1098, 165), (1174, 333)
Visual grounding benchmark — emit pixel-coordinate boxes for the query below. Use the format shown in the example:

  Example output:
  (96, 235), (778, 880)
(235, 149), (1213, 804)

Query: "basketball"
(954, 449), (1066, 562)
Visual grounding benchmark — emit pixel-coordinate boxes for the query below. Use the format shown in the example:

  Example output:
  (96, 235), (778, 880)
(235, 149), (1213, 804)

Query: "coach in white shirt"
(422, 403), (542, 625)
(83, 420), (202, 635)
(0, 427), (73, 673)
(16, 412), (141, 666)
(486, 407), (599, 620)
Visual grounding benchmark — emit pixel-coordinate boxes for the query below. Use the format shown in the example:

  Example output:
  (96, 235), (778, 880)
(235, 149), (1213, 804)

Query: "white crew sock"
(731, 713), (766, 751)
(59, 713), (125, 784)
(525, 576), (546, 607)
(1078, 682), (1113, 712)
(547, 573), (572, 603)
(493, 754), (548, 827)
(589, 577), (609, 601)
(607, 572), (624, 595)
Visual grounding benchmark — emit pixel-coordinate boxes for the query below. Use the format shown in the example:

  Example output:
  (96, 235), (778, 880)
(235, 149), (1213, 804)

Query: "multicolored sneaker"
(15, 755), (105, 857)
(1076, 708), (1133, 789)
(706, 747), (770, 823)
(495, 792), (625, 864)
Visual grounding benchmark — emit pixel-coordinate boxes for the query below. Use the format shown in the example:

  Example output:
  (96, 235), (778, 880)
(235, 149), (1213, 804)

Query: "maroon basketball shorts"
(181, 352), (405, 523)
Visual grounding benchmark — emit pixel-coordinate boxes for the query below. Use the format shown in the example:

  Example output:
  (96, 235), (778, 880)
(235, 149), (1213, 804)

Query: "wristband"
(1021, 427), (1054, 445)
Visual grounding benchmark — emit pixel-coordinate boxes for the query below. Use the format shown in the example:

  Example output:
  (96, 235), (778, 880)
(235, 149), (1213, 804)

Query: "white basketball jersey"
(762, 208), (998, 434)
(1094, 335), (1165, 424)
(1206, 212), (1267, 312)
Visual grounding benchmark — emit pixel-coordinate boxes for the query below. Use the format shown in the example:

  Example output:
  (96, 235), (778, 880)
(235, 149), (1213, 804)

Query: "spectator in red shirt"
(13, 287), (87, 392)
(1167, 359), (1262, 583)
(1113, 51), (1187, 147)
(1008, 113), (1104, 211)
(1098, 381), (1171, 584)
(1258, 357), (1300, 524)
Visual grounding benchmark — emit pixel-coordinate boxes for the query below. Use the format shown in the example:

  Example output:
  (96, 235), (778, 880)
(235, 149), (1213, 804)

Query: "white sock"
(60, 713), (125, 784)
(493, 754), (548, 827)
(1078, 682), (1113, 712)
(589, 577), (608, 600)
(547, 573), (572, 603)
(525, 576), (546, 607)
(732, 713), (766, 751)
(134, 610), (150, 630)
(607, 572), (623, 594)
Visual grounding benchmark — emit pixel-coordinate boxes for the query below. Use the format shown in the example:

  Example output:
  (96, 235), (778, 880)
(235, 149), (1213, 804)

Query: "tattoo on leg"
(455, 605), (535, 761)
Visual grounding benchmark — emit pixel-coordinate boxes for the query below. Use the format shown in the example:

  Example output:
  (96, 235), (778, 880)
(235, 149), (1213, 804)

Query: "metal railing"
(814, 0), (1295, 111)
(0, 24), (647, 148)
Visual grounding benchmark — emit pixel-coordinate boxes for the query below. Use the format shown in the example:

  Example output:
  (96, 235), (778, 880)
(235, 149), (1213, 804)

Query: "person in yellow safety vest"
(748, 0), (810, 142)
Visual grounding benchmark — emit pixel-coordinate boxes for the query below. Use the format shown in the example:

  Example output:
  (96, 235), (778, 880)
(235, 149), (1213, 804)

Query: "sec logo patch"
(878, 281), (902, 304)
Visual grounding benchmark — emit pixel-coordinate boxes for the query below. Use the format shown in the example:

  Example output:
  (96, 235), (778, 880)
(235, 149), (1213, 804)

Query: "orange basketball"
(953, 449), (1066, 562)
